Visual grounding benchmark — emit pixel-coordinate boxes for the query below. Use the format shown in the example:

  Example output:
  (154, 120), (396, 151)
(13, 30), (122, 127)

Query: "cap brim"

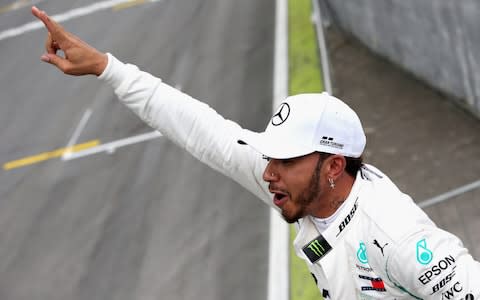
(237, 129), (314, 159)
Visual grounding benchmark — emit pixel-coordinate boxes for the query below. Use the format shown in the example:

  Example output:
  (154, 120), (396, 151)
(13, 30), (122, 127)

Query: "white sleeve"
(386, 227), (480, 299)
(98, 53), (272, 206)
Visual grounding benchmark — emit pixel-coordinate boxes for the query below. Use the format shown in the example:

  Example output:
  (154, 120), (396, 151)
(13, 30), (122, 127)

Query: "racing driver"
(32, 6), (480, 299)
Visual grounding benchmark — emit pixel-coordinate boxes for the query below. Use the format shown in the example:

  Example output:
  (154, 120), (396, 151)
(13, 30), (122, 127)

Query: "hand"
(31, 6), (108, 76)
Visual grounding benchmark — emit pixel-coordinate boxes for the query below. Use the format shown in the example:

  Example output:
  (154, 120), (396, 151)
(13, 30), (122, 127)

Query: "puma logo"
(373, 239), (388, 256)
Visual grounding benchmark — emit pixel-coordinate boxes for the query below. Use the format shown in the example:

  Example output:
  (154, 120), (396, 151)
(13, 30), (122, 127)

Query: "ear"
(325, 155), (346, 180)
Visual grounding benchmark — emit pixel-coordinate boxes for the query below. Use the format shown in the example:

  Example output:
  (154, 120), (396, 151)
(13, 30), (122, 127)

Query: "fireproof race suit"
(98, 53), (480, 299)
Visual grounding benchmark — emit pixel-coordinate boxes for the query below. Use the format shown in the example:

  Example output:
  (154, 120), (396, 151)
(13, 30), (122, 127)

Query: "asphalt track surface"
(0, 0), (274, 299)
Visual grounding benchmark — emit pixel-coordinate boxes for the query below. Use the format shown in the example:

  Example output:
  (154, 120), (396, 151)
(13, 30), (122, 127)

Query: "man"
(31, 6), (480, 299)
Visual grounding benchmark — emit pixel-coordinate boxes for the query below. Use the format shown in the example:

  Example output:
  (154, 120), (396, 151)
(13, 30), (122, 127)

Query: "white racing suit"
(98, 53), (480, 299)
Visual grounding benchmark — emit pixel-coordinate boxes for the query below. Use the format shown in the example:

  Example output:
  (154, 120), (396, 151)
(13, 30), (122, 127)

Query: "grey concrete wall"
(322, 0), (480, 116)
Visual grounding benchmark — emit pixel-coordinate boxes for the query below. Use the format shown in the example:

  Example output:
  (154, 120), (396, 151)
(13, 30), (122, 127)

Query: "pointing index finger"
(31, 6), (65, 38)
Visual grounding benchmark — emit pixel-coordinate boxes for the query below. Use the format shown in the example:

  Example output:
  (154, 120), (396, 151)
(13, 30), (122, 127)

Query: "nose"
(263, 160), (278, 182)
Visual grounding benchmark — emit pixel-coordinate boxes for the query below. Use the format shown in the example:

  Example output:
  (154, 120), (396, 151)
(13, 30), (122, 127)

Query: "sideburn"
(299, 155), (324, 206)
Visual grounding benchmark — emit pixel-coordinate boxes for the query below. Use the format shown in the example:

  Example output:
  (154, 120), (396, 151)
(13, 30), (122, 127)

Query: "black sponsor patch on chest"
(302, 235), (333, 263)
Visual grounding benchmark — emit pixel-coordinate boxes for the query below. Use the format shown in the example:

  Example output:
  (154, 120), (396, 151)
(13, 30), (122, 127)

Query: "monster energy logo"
(302, 235), (332, 263)
(308, 240), (325, 256)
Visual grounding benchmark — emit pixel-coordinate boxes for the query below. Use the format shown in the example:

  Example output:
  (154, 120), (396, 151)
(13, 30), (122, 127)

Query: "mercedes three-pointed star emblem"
(271, 103), (290, 126)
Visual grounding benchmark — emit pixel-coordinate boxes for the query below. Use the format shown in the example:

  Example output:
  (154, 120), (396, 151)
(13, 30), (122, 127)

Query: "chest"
(300, 221), (407, 299)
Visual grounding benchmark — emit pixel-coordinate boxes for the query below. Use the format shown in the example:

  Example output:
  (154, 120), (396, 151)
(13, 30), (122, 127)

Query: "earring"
(271, 173), (275, 177)
(328, 178), (335, 189)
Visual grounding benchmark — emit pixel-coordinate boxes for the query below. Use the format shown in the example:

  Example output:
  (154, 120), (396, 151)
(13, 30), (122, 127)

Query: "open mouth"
(273, 192), (288, 207)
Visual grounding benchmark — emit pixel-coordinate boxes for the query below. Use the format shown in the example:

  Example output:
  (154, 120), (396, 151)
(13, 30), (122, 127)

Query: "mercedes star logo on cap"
(271, 103), (290, 126)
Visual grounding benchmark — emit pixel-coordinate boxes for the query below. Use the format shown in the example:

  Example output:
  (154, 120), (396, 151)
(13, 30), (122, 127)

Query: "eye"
(262, 155), (271, 162)
(280, 158), (295, 165)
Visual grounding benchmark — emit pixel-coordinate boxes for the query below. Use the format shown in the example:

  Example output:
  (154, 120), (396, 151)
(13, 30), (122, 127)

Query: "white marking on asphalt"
(269, 0), (289, 300)
(418, 179), (480, 208)
(3, 1), (287, 297)
(0, 0), (43, 14)
(62, 130), (162, 161)
(0, 0), (161, 42)
(273, 0), (288, 109)
(311, 0), (333, 94)
(63, 109), (92, 159)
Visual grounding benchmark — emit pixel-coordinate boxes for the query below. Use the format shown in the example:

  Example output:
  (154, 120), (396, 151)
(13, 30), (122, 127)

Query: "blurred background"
(0, 0), (478, 299)
(319, 0), (480, 259)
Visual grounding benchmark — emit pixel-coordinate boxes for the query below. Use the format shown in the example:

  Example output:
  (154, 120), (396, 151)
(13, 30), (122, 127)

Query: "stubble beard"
(282, 157), (323, 223)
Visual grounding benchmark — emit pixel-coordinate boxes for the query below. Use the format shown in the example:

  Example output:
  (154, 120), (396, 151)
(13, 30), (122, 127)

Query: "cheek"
(286, 179), (311, 200)
(286, 192), (306, 210)
(284, 196), (308, 220)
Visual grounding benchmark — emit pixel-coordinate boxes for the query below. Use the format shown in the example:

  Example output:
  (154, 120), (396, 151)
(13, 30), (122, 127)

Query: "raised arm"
(31, 6), (107, 76)
(31, 6), (272, 206)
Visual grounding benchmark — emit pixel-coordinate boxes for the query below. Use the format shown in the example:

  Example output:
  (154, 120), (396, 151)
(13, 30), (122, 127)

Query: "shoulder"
(357, 164), (434, 242)
(385, 227), (480, 299)
(353, 166), (480, 298)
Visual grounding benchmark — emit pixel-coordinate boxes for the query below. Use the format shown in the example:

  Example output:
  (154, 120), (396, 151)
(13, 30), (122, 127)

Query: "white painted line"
(62, 130), (162, 161)
(0, 0), (44, 14)
(311, 0), (333, 95)
(273, 0), (288, 108)
(63, 108), (92, 159)
(268, 0), (289, 300)
(0, 0), (161, 42)
(418, 179), (480, 208)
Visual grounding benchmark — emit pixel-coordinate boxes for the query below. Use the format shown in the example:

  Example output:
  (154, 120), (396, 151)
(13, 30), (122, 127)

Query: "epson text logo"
(418, 255), (455, 285)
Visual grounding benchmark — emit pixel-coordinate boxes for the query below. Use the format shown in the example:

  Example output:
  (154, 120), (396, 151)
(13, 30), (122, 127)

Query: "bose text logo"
(336, 198), (358, 236)
(271, 103), (290, 126)
(429, 266), (456, 294)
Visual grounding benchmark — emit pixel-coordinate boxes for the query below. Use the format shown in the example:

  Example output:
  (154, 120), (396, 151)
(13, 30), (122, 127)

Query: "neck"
(313, 174), (355, 218)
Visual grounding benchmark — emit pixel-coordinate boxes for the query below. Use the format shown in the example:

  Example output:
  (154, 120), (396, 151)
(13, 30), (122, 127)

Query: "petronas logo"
(416, 239), (433, 265)
(302, 235), (332, 263)
(357, 242), (368, 264)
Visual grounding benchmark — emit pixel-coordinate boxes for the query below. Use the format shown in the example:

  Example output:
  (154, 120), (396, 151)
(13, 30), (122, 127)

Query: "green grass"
(290, 225), (323, 300)
(289, 0), (324, 95)
(288, 0), (325, 299)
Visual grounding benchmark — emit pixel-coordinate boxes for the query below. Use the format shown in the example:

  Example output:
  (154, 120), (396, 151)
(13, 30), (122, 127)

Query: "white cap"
(238, 93), (366, 159)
